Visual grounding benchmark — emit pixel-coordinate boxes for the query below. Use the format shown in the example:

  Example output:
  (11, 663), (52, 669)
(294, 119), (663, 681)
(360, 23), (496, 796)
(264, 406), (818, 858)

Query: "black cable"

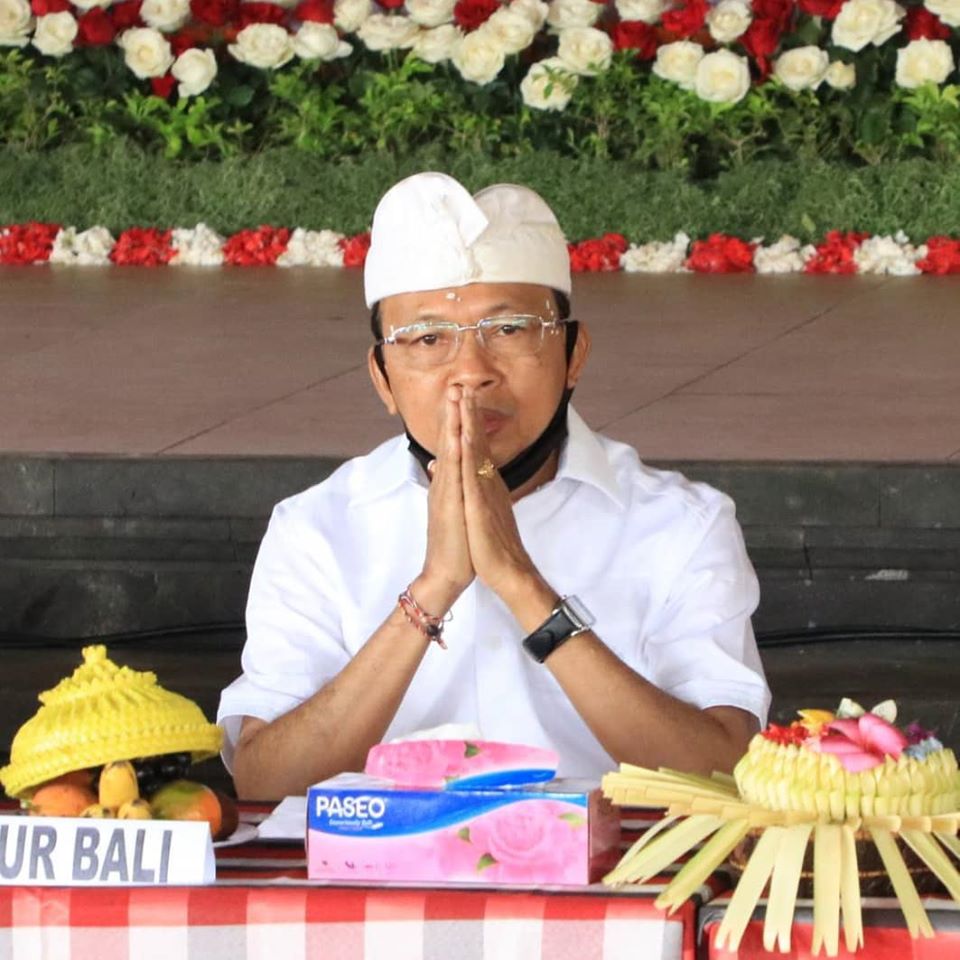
(0, 623), (959, 651)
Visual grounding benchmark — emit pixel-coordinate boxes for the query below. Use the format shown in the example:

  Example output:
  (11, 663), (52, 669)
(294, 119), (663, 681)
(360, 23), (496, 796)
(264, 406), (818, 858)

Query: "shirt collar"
(350, 405), (625, 509)
(555, 406), (626, 509)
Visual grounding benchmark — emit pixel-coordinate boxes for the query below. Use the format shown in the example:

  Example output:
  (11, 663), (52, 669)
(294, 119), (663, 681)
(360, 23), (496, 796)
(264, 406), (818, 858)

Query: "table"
(0, 806), (703, 960)
(700, 899), (960, 959)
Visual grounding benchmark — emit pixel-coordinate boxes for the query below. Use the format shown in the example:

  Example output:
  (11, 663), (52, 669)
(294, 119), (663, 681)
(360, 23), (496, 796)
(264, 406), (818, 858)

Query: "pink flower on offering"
(817, 712), (909, 772)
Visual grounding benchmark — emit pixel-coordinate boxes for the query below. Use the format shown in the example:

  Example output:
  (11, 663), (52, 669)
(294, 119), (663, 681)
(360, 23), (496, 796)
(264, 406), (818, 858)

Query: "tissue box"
(306, 773), (622, 885)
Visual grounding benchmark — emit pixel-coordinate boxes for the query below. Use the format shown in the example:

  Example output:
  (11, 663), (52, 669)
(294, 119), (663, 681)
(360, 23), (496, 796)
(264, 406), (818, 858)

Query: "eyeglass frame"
(376, 314), (570, 365)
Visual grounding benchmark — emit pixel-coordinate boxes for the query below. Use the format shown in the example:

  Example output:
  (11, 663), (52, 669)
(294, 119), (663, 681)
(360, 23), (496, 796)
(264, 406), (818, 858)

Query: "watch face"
(563, 595), (595, 630)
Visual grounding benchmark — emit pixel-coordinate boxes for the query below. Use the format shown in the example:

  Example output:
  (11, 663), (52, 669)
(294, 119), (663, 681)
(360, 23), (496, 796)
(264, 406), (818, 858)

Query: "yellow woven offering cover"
(1, 644), (222, 798)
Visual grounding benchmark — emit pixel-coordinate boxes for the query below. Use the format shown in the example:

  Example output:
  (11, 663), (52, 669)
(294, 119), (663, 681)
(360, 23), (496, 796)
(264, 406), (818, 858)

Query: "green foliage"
(0, 51), (72, 149)
(3, 145), (960, 243)
(895, 84), (960, 162)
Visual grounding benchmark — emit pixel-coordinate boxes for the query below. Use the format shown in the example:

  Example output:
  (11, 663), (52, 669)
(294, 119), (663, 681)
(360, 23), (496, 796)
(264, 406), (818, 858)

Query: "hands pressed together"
(416, 385), (542, 618)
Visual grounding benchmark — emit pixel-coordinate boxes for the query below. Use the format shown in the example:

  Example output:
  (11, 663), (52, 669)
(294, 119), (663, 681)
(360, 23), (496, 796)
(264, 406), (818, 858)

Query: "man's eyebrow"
(408, 302), (519, 323)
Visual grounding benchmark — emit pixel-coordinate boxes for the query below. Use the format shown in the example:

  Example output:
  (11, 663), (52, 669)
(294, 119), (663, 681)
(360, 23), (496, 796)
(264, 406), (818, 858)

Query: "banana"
(98, 760), (140, 810)
(81, 804), (115, 818)
(118, 798), (153, 820)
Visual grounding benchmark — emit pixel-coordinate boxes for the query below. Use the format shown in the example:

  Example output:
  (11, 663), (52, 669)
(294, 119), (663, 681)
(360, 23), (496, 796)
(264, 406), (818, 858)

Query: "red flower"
(190, 0), (239, 25)
(223, 227), (292, 266)
(76, 8), (116, 45)
(340, 231), (372, 268)
(110, 228), (174, 267)
(740, 17), (781, 75)
(611, 20), (658, 58)
(905, 6), (950, 39)
(797, 0), (842, 18)
(751, 0), (793, 29)
(453, 0), (499, 32)
(916, 236), (960, 275)
(686, 234), (756, 273)
(30, 0), (70, 14)
(168, 24), (211, 54)
(151, 74), (177, 98)
(110, 0), (143, 30)
(294, 0), (334, 21)
(568, 233), (628, 272)
(661, 0), (708, 38)
(377, 0), (405, 9)
(0, 222), (61, 265)
(237, 1), (287, 26)
(761, 722), (807, 747)
(804, 231), (868, 274)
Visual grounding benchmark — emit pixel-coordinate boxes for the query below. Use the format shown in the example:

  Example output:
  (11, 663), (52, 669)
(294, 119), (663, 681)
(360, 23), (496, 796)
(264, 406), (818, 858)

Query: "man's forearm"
(232, 604), (433, 800)
(499, 571), (757, 776)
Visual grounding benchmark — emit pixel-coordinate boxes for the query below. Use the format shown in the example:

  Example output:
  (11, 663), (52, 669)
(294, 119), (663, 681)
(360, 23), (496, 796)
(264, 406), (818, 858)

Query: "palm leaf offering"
(602, 699), (960, 956)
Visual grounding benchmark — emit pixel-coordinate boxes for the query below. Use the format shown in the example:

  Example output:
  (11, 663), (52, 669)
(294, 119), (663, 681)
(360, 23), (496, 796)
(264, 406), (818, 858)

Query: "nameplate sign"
(0, 816), (215, 886)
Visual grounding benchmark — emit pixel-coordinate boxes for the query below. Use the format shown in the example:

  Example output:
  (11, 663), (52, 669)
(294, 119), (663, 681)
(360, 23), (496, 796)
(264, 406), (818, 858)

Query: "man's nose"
(449, 328), (498, 388)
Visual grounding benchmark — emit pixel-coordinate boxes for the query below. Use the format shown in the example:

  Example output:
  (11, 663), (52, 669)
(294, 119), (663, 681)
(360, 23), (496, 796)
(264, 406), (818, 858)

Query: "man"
(218, 172), (770, 800)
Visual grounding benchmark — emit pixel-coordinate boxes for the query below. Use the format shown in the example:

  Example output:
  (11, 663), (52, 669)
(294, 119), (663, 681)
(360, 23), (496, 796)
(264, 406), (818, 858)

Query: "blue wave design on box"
(446, 768), (556, 789)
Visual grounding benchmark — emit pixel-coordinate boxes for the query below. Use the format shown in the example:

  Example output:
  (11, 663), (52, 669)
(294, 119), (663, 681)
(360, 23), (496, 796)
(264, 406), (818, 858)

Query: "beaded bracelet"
(398, 588), (450, 650)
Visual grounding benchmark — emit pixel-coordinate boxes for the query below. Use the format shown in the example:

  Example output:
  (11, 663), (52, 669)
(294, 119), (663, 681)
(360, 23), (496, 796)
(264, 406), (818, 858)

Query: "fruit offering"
(1, 645), (236, 839)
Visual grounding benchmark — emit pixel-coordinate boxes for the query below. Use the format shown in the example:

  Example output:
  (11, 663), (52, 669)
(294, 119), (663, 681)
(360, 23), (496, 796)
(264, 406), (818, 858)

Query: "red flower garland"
(761, 722), (808, 747)
(686, 233), (756, 273)
(222, 226), (292, 265)
(340, 231), (372, 268)
(916, 236), (960, 274)
(803, 230), (869, 274)
(110, 228), (175, 266)
(0, 222), (60, 265)
(568, 233), (628, 272)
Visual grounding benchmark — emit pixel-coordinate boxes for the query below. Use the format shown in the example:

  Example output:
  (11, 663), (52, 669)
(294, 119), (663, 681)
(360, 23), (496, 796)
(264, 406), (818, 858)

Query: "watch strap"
(521, 598), (591, 663)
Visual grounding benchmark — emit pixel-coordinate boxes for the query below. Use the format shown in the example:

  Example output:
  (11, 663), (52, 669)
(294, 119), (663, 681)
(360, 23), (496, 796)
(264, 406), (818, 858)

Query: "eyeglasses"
(378, 315), (567, 369)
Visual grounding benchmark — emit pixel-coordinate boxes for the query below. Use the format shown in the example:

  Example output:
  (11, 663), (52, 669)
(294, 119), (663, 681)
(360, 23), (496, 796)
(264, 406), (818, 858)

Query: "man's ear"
(566, 321), (591, 389)
(368, 346), (398, 416)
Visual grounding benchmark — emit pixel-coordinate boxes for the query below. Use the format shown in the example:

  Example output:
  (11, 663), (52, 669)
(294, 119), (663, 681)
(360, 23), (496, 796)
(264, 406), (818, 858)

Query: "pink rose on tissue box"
(306, 773), (622, 886)
(364, 739), (558, 788)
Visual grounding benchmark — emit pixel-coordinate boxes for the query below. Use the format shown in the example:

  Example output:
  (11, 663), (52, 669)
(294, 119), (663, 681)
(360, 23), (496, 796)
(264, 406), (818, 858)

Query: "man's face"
(368, 282), (589, 464)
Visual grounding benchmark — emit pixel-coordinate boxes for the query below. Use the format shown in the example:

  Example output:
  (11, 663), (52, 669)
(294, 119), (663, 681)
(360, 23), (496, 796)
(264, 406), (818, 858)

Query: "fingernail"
(427, 459), (436, 474)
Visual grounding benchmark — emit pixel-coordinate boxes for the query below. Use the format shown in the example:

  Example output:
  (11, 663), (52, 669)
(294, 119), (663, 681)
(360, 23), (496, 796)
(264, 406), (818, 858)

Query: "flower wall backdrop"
(3, 0), (960, 166)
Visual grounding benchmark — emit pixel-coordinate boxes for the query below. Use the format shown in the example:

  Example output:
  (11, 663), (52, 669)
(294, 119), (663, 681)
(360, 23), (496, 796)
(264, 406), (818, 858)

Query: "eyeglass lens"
(388, 316), (549, 366)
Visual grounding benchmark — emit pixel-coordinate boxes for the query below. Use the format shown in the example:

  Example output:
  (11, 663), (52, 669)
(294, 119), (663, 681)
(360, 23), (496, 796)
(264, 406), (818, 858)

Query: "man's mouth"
(479, 409), (509, 436)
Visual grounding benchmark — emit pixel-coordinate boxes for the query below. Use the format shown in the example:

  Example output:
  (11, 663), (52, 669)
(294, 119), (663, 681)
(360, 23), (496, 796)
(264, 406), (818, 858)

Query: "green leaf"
(457, 827), (471, 843)
(226, 85), (255, 108)
(558, 812), (586, 827)
(476, 853), (498, 872)
(463, 742), (480, 758)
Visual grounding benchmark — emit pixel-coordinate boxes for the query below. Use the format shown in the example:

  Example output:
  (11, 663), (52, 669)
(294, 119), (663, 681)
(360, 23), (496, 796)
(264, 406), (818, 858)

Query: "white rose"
(277, 228), (345, 267)
(622, 233), (690, 273)
(411, 22), (461, 61)
(695, 48), (750, 102)
(754, 235), (805, 273)
(293, 21), (352, 59)
(615, 0), (666, 23)
(140, 0), (189, 31)
(170, 223), (224, 265)
(334, 0), (370, 31)
(405, 0), (454, 27)
(520, 56), (577, 110)
(854, 232), (921, 275)
(32, 11), (77, 55)
(451, 27), (505, 83)
(48, 226), (115, 265)
(0, 0), (32, 47)
(228, 23), (295, 67)
(895, 37), (954, 87)
(924, 0), (960, 26)
(824, 59), (856, 88)
(484, 7), (536, 53)
(706, 0), (751, 43)
(652, 40), (703, 89)
(70, 0), (111, 12)
(546, 0), (600, 29)
(117, 27), (174, 78)
(510, 0), (548, 29)
(357, 12), (418, 49)
(171, 47), (217, 95)
(773, 45), (829, 90)
(557, 26), (612, 75)
(831, 0), (904, 52)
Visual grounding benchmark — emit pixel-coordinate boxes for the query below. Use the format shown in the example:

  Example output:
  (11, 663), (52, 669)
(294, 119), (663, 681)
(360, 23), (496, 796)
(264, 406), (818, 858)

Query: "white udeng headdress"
(363, 171), (571, 308)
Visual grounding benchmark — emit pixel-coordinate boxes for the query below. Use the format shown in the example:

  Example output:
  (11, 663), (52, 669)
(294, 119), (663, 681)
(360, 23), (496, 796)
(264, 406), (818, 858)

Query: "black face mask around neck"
(406, 386), (574, 492)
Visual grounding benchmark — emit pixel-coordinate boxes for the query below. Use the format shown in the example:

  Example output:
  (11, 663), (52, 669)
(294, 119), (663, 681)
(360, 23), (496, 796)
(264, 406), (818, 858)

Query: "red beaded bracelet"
(398, 588), (450, 650)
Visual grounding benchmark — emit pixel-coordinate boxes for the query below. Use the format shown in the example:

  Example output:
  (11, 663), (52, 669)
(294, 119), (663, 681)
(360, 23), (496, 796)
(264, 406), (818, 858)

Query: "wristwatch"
(521, 596), (595, 663)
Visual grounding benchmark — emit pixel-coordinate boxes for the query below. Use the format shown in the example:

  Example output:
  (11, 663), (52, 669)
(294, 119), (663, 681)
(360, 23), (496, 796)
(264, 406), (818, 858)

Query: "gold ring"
(476, 458), (497, 480)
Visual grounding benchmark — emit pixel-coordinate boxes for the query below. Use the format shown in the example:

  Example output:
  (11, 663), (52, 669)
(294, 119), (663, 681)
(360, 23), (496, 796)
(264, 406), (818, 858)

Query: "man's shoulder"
(273, 434), (412, 525)
(597, 431), (734, 524)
